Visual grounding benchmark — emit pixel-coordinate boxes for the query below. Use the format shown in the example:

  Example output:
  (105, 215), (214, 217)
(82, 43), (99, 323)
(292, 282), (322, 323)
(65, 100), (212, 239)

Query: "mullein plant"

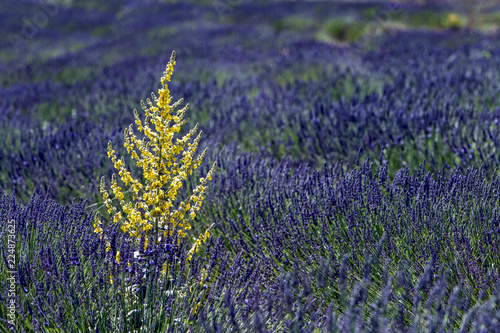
(94, 50), (216, 265)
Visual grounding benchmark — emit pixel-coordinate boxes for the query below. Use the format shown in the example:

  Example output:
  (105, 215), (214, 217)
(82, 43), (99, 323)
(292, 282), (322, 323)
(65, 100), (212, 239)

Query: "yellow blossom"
(200, 268), (208, 285)
(187, 224), (214, 262)
(193, 302), (201, 315)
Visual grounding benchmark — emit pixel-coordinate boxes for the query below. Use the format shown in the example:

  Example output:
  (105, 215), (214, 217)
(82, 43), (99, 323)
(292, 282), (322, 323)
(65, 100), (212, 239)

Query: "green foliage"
(323, 19), (366, 43)
(362, 6), (379, 20)
(272, 16), (319, 33)
(395, 10), (467, 30)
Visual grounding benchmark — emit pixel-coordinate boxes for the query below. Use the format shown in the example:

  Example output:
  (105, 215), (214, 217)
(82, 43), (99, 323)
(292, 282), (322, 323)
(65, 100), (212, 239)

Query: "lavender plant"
(2, 189), (500, 332)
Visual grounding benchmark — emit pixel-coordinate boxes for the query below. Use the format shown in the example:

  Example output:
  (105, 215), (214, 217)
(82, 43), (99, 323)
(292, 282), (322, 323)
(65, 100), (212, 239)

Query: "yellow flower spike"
(200, 268), (208, 285)
(96, 50), (216, 267)
(186, 224), (214, 262)
(203, 229), (210, 242)
(193, 302), (201, 315)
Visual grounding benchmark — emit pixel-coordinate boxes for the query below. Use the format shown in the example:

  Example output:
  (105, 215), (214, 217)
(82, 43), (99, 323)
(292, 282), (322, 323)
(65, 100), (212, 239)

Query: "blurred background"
(2, 0), (500, 205)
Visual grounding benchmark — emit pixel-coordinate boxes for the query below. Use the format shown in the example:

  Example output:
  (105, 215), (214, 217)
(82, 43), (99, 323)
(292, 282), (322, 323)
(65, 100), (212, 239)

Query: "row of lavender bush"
(3, 30), (500, 204)
(2, 155), (500, 331)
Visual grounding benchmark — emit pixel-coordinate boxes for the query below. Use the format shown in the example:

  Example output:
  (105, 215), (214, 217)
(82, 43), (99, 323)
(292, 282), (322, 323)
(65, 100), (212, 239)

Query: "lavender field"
(2, 0), (500, 332)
